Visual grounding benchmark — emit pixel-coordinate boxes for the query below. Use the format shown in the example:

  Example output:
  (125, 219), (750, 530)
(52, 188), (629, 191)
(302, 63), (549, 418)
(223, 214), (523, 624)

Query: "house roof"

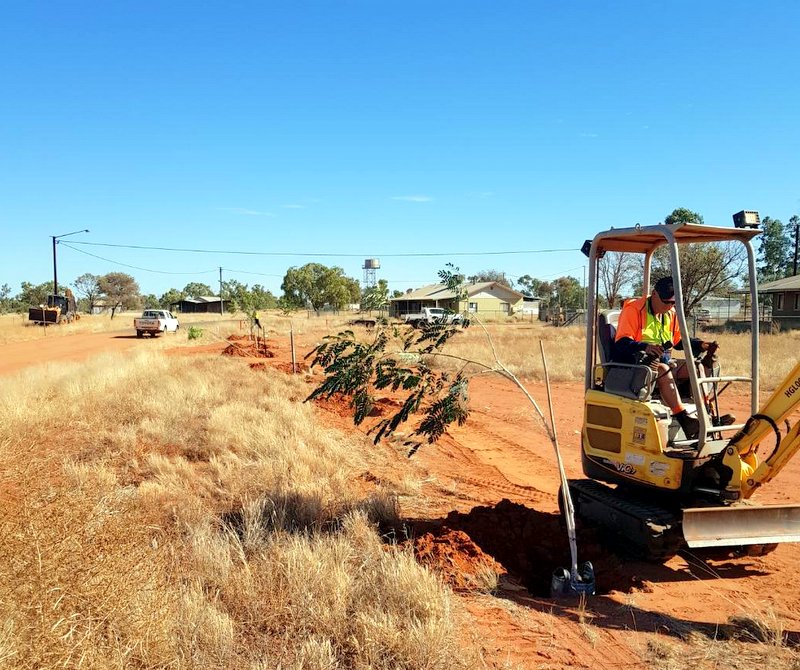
(390, 282), (524, 302)
(757, 275), (800, 294)
(178, 296), (227, 303)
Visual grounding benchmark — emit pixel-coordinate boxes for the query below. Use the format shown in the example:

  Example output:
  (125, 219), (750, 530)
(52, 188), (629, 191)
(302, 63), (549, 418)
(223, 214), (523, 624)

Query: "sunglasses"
(661, 297), (676, 305)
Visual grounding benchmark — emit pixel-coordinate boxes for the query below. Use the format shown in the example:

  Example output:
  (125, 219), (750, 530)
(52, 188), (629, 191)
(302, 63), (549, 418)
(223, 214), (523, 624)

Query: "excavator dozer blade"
(682, 504), (800, 548)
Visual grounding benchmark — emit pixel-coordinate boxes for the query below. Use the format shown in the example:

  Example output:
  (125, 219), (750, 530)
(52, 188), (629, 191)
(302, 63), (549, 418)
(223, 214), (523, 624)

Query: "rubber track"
(568, 479), (685, 560)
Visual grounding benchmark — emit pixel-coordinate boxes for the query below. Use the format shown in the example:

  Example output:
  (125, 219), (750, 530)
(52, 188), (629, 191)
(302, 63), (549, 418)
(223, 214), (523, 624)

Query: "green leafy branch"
(305, 265), (558, 453)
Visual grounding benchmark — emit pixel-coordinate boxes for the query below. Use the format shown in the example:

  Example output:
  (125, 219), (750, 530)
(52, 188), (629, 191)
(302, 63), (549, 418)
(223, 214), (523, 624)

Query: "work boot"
(674, 410), (699, 440)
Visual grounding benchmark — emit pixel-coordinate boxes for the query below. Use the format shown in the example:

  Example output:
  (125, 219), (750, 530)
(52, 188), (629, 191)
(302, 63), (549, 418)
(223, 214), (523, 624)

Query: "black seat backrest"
(596, 309), (654, 401)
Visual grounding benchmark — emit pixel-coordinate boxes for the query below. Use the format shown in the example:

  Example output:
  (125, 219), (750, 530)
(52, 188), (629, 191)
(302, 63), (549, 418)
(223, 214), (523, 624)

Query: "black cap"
(654, 276), (674, 300)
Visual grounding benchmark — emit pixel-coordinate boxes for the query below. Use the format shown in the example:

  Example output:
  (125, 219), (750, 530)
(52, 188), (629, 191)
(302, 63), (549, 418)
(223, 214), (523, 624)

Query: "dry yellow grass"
(404, 319), (800, 392)
(0, 351), (481, 669)
(644, 623), (800, 670)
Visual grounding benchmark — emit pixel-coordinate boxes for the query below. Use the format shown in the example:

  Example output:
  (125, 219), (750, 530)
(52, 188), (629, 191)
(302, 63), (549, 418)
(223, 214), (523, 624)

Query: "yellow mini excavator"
(573, 213), (800, 559)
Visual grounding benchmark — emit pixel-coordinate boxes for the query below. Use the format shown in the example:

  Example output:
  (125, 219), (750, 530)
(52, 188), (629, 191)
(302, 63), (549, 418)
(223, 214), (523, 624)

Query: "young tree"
(757, 216), (791, 281)
(182, 282), (214, 298)
(98, 272), (140, 319)
(281, 263), (360, 311)
(73, 273), (101, 313)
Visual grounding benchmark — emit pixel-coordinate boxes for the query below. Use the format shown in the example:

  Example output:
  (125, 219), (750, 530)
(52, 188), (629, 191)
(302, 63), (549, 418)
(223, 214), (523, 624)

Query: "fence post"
(290, 322), (296, 374)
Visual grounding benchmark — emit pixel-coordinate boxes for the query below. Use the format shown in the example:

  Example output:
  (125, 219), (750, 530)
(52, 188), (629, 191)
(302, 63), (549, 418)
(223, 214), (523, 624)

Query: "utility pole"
(791, 215), (799, 276)
(219, 267), (224, 315)
(52, 229), (90, 295)
(582, 265), (587, 311)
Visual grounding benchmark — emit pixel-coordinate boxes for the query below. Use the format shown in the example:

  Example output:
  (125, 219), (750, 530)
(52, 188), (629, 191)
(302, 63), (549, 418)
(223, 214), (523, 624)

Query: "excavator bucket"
(682, 504), (800, 548)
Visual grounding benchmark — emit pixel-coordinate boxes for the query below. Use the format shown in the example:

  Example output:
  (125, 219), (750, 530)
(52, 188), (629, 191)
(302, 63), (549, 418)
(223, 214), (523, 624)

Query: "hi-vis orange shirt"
(614, 297), (683, 347)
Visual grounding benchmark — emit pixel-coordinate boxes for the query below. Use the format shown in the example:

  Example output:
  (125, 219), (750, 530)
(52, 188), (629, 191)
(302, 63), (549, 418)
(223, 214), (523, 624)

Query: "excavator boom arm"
(724, 359), (800, 498)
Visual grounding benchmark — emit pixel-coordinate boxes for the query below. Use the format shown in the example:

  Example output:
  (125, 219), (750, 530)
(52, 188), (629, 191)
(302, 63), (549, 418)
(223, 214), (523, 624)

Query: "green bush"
(187, 326), (203, 340)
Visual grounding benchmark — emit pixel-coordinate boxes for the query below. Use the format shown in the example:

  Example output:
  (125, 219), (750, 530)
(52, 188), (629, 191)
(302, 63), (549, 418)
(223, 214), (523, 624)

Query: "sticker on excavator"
(625, 452), (645, 466)
(649, 461), (669, 476)
(682, 504), (800, 548)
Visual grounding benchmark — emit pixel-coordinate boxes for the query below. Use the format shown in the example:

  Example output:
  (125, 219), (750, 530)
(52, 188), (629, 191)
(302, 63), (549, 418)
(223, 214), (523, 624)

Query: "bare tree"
(73, 273), (101, 313)
(598, 252), (637, 308)
(639, 207), (747, 315)
(650, 243), (746, 315)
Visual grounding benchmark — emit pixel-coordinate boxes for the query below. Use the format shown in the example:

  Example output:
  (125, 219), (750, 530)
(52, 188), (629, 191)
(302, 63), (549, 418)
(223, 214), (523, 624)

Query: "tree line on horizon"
(1, 208), (797, 317)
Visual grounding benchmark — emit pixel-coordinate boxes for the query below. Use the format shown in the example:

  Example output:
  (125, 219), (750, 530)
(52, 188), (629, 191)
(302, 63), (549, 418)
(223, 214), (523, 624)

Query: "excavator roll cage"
(583, 222), (762, 451)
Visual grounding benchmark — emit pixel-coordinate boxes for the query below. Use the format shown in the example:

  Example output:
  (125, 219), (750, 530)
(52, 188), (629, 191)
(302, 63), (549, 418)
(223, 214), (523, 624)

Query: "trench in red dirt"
(408, 499), (644, 597)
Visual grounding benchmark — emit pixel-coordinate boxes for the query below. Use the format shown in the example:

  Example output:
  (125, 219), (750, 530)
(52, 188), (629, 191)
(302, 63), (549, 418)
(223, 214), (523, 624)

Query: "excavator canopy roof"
(592, 222), (761, 255)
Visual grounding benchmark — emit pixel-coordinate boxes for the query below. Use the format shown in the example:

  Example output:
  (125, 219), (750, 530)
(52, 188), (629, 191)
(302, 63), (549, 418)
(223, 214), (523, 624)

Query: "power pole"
(51, 229), (90, 296)
(583, 265), (587, 311)
(791, 216), (799, 276)
(219, 267), (224, 315)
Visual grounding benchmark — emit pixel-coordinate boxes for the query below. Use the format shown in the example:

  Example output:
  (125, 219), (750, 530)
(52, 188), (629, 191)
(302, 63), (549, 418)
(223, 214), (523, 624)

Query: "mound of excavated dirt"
(222, 335), (275, 358)
(413, 529), (505, 591)
(272, 361), (309, 374)
(368, 397), (403, 417)
(413, 499), (648, 597)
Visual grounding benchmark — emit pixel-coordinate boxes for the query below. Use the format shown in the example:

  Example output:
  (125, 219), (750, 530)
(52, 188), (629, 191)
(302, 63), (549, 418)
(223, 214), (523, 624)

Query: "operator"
(253, 310), (263, 332)
(612, 276), (720, 440)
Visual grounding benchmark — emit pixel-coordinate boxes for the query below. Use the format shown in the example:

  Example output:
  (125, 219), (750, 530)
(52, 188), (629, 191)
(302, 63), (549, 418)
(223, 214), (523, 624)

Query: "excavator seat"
(596, 311), (656, 401)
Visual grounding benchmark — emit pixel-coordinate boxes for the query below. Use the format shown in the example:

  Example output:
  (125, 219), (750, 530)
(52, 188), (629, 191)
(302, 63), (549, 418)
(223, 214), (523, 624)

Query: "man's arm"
(613, 303), (649, 362)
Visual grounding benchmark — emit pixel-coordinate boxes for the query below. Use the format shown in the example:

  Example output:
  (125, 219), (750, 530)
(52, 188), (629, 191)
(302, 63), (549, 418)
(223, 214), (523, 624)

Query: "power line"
(66, 240), (578, 258)
(223, 268), (284, 278)
(60, 242), (218, 276)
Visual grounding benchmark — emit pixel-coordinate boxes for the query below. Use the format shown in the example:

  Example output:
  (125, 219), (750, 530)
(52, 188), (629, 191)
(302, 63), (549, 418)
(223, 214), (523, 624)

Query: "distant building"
(389, 281), (524, 317)
(519, 296), (541, 316)
(171, 296), (232, 314)
(758, 275), (800, 329)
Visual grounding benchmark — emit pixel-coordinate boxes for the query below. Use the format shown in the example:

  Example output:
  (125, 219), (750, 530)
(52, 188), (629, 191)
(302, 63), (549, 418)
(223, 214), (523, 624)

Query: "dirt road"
(5, 330), (800, 668)
(0, 330), (152, 377)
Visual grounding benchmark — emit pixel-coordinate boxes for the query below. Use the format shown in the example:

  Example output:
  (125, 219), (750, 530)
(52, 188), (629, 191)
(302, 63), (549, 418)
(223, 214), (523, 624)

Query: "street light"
(52, 229), (89, 296)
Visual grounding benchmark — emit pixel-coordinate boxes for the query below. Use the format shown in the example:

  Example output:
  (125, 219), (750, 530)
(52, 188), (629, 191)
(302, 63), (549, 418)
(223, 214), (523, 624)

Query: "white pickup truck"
(401, 307), (464, 328)
(134, 310), (180, 338)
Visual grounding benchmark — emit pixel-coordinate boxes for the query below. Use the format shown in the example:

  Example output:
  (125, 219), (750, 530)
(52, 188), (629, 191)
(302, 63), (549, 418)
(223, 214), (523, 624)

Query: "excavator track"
(568, 479), (686, 561)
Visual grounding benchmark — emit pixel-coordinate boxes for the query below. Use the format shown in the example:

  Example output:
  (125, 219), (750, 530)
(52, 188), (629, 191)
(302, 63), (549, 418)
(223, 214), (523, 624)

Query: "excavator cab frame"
(583, 222), (762, 450)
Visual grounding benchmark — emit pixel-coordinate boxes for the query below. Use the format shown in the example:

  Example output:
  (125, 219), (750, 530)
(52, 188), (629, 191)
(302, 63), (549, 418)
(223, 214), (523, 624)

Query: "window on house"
(500, 302), (510, 313)
(794, 293), (800, 311)
(469, 302), (478, 313)
(776, 294), (784, 311)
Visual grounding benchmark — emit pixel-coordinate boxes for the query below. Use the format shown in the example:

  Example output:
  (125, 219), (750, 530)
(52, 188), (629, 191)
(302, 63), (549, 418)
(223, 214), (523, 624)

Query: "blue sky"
(2, 1), (798, 298)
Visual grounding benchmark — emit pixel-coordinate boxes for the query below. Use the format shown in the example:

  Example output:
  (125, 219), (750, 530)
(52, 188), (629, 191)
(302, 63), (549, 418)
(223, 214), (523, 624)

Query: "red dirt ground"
(3, 328), (800, 669)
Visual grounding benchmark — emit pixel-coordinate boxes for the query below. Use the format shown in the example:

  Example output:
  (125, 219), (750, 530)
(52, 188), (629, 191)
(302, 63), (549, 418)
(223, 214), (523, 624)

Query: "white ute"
(134, 309), (180, 338)
(401, 307), (464, 328)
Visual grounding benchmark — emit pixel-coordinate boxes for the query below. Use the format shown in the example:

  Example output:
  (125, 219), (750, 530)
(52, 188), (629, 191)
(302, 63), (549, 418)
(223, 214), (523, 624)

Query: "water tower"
(363, 258), (380, 288)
